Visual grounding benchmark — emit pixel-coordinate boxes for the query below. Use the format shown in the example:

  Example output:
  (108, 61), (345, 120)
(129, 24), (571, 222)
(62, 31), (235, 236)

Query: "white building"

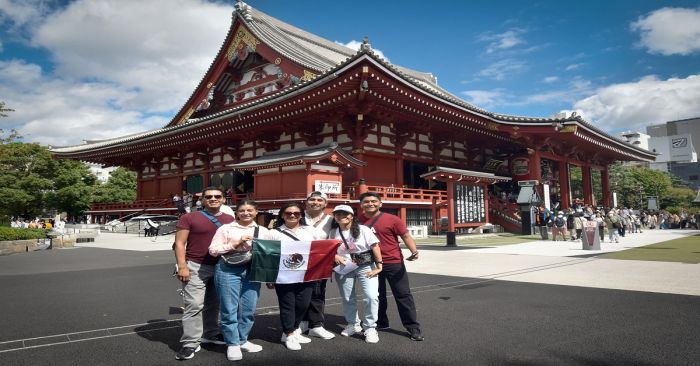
(86, 162), (117, 183)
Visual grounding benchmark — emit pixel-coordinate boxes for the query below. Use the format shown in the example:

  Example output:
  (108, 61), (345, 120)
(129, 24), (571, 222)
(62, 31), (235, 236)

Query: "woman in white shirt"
(267, 202), (326, 351)
(209, 200), (269, 361)
(330, 204), (383, 344)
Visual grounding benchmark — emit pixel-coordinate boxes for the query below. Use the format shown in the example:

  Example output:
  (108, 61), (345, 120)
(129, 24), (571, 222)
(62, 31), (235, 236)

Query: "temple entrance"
(404, 161), (445, 190)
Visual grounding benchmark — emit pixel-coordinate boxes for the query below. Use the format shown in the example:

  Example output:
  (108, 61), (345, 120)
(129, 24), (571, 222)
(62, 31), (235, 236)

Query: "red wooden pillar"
(601, 166), (611, 208)
(483, 183), (490, 222)
(446, 182), (456, 246)
(558, 159), (570, 209)
(582, 164), (592, 205)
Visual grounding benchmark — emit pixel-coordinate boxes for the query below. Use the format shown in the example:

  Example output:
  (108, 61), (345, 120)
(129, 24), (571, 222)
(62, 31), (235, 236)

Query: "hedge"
(0, 227), (48, 241)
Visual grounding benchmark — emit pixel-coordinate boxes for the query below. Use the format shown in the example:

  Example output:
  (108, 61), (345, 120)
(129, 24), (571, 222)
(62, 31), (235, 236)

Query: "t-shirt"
(176, 211), (235, 265)
(358, 212), (408, 264)
(332, 225), (379, 262)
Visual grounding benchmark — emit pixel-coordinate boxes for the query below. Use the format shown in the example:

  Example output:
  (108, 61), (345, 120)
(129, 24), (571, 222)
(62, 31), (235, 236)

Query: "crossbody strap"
(275, 227), (300, 241)
(199, 210), (222, 228)
(312, 213), (327, 228)
(337, 228), (351, 251)
(365, 213), (384, 228)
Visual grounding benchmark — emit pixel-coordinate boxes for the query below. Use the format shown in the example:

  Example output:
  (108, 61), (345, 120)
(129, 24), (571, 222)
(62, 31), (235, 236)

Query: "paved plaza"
(0, 229), (698, 365)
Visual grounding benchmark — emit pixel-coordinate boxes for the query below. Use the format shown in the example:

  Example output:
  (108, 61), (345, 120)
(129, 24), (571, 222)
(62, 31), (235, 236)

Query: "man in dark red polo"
(174, 187), (234, 360)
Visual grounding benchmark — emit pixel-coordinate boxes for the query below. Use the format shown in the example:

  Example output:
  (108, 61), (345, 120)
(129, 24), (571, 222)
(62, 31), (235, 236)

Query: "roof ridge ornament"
(235, 0), (253, 22)
(361, 36), (372, 51)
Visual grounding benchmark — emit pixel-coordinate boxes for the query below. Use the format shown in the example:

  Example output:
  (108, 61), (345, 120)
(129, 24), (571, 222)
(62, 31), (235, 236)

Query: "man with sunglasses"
(358, 191), (424, 342)
(174, 187), (235, 360)
(299, 191), (336, 340)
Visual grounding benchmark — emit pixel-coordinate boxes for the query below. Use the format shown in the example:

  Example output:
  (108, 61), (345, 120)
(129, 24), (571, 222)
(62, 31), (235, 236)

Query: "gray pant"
(181, 261), (220, 347)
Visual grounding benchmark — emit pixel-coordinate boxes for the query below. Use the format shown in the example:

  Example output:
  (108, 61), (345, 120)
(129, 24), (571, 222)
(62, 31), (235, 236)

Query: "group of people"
(539, 204), (700, 243)
(173, 187), (424, 362)
(10, 217), (65, 232)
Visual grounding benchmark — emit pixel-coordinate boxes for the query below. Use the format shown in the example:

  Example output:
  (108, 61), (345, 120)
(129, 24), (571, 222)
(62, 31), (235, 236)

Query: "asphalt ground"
(0, 240), (699, 365)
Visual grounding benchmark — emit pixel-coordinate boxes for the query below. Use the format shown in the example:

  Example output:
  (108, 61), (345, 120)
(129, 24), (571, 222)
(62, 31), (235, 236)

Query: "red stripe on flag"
(304, 240), (340, 282)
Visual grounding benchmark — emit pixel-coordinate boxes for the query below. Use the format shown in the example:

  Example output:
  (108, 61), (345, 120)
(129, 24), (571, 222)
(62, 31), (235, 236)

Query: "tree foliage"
(608, 163), (685, 209)
(0, 101), (14, 118)
(93, 167), (137, 203)
(0, 142), (55, 218)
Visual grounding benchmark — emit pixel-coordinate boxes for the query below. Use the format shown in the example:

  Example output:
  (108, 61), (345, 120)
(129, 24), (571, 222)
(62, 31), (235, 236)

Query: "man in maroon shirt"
(358, 192), (424, 341)
(174, 187), (235, 360)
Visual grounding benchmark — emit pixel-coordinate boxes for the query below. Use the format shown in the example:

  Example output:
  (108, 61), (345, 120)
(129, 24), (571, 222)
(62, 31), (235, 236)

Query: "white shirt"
(304, 212), (332, 238)
(267, 224), (325, 242)
(331, 225), (379, 261)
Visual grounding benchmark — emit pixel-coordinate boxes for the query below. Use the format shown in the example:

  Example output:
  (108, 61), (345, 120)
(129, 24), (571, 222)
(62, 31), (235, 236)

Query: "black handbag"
(221, 227), (259, 266)
(338, 229), (374, 265)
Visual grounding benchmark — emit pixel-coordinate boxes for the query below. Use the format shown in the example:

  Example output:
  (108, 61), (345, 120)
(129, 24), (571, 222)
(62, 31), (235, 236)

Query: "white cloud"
(31, 0), (232, 113)
(0, 59), (167, 146)
(572, 74), (700, 130)
(631, 7), (700, 55)
(478, 29), (525, 54)
(476, 59), (527, 81)
(0, 0), (53, 30)
(543, 76), (559, 83)
(565, 63), (584, 71)
(461, 89), (506, 109)
(0, 0), (234, 146)
(336, 40), (389, 62)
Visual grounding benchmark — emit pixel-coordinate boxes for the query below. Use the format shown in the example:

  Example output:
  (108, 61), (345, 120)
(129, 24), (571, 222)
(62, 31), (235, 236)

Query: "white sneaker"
(293, 328), (311, 343)
(226, 345), (242, 361)
(284, 335), (301, 351)
(309, 326), (336, 339)
(299, 320), (309, 334)
(340, 324), (363, 337)
(364, 328), (379, 343)
(240, 341), (262, 353)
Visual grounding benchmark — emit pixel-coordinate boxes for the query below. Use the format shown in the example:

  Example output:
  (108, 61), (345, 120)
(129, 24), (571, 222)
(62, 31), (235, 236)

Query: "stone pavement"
(79, 229), (700, 297)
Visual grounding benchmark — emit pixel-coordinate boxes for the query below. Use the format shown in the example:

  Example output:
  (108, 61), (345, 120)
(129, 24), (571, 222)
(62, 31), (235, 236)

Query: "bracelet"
(375, 260), (383, 264)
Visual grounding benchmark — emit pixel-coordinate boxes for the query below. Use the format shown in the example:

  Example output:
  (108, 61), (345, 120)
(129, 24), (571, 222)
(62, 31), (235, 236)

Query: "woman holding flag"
(209, 200), (269, 361)
(267, 202), (327, 351)
(330, 204), (383, 344)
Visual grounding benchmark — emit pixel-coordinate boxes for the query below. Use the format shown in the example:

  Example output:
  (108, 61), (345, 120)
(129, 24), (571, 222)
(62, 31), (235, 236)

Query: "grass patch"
(414, 233), (541, 247)
(599, 234), (700, 264)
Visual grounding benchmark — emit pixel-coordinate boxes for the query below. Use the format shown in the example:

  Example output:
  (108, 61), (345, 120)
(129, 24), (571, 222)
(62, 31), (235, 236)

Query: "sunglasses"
(283, 211), (301, 217)
(204, 195), (223, 200)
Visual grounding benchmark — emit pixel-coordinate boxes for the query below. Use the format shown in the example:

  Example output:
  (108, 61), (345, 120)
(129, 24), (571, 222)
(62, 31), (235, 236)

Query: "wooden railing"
(365, 185), (447, 202)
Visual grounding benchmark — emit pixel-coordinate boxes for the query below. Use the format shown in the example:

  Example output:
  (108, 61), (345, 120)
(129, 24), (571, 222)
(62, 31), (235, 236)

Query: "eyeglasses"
(204, 195), (223, 200)
(283, 212), (301, 217)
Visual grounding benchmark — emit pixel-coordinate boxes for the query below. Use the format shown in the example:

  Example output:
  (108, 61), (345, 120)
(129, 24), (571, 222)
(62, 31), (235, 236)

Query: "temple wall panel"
(211, 147), (221, 154)
(223, 154), (233, 162)
(365, 146), (397, 155)
(419, 144), (431, 154)
(211, 155), (221, 163)
(363, 154), (398, 185)
(418, 133), (429, 142)
(141, 180), (157, 199)
(160, 177), (181, 197)
(255, 147), (265, 157)
(241, 150), (253, 160)
(405, 141), (416, 151)
(336, 134), (352, 144)
(185, 153), (193, 159)
(366, 133), (378, 144)
(184, 160), (193, 168)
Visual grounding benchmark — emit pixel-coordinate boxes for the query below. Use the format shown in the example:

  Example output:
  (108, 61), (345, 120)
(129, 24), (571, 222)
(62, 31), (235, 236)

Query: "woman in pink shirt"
(209, 200), (269, 362)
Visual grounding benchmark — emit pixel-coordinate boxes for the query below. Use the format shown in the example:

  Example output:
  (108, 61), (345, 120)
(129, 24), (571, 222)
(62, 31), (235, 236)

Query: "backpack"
(554, 217), (565, 228)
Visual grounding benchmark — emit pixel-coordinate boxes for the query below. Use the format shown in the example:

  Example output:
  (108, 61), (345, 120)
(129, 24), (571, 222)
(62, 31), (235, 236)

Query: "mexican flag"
(250, 239), (340, 284)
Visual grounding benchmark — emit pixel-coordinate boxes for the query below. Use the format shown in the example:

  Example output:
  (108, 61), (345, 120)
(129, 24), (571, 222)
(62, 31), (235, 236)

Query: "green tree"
(46, 159), (97, 218)
(0, 142), (54, 218)
(609, 163), (676, 209)
(92, 167), (137, 203)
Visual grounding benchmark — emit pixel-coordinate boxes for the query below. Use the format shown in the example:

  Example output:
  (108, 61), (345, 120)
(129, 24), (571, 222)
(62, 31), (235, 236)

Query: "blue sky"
(1, 0), (699, 146)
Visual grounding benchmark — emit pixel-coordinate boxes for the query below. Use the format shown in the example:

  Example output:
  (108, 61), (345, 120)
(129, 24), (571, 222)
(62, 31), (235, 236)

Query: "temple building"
(51, 1), (655, 233)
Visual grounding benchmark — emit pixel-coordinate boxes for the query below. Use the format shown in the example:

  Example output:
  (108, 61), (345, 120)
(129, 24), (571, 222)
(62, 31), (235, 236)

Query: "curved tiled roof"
(51, 1), (655, 162)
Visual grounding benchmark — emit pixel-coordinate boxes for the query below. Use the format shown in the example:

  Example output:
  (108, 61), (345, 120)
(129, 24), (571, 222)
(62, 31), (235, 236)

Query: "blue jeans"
(335, 264), (378, 329)
(214, 260), (260, 346)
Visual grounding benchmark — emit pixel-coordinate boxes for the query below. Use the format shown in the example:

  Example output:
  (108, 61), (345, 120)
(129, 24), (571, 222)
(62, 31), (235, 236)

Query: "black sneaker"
(200, 334), (226, 345)
(408, 328), (424, 341)
(175, 345), (201, 360)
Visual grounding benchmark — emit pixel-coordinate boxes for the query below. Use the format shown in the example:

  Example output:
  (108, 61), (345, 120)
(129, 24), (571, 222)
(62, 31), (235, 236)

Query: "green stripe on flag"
(250, 239), (282, 282)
